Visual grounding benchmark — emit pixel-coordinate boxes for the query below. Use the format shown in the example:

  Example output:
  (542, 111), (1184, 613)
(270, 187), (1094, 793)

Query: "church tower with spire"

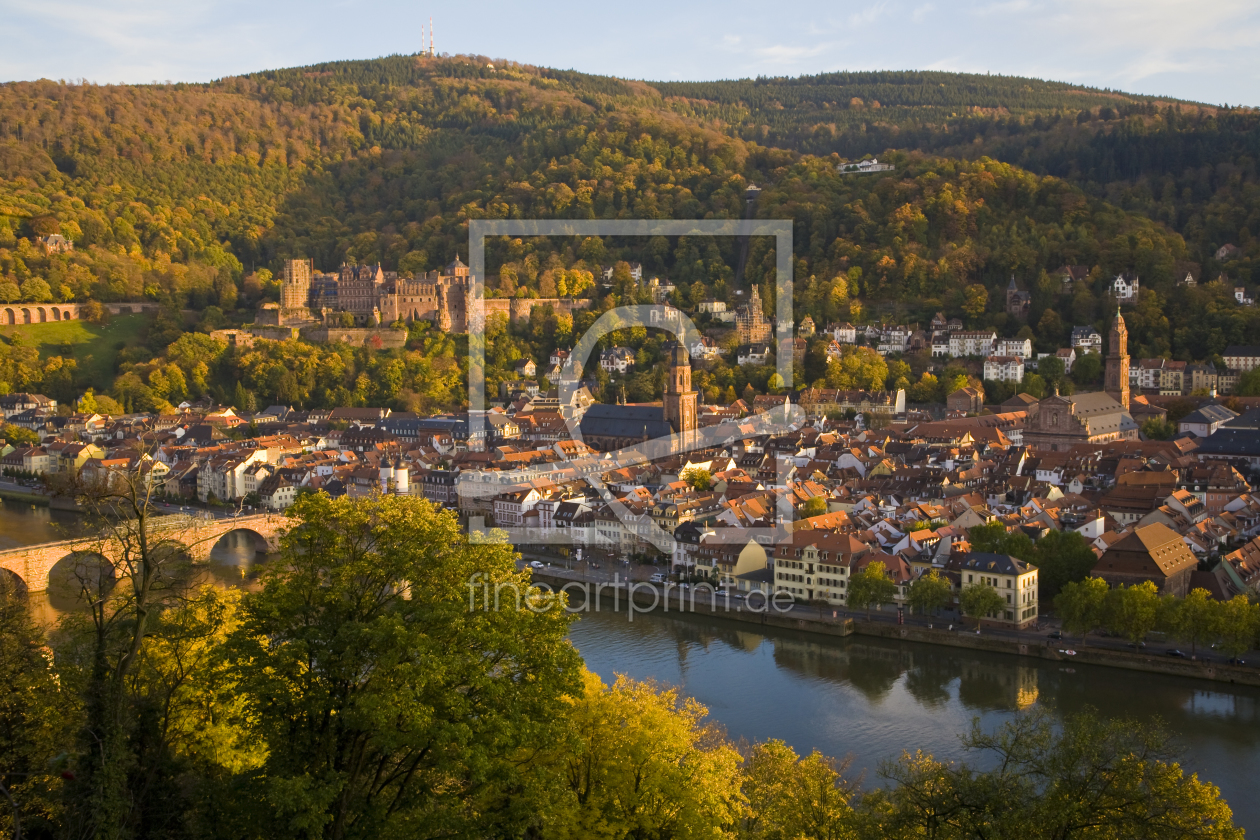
(663, 341), (698, 448)
(1105, 308), (1130, 410)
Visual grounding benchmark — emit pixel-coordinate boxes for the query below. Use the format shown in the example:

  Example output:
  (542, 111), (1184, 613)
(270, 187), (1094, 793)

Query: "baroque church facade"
(1023, 310), (1139, 451)
(579, 342), (699, 452)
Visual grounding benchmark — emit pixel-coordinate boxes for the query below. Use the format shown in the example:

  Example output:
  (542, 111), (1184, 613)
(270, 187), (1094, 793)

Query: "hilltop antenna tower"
(430, 16), (435, 56)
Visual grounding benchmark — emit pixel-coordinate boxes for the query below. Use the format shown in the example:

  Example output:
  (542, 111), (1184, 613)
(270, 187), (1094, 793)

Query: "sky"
(2, 0), (1258, 106)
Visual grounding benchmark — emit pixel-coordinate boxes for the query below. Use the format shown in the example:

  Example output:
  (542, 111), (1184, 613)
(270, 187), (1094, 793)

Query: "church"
(1023, 309), (1140, 451)
(579, 342), (699, 452)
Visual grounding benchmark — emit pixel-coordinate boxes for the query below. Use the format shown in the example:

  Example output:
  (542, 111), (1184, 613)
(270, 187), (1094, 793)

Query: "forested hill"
(0, 54), (1256, 310)
(656, 71), (1260, 275)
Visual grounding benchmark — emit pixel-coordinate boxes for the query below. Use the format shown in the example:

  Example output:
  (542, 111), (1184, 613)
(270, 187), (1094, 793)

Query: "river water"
(5, 502), (1259, 830)
(568, 606), (1260, 832)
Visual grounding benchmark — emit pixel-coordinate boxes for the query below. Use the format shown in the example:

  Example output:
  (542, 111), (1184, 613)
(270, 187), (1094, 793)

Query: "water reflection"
(569, 606), (1260, 831)
(205, 530), (268, 585)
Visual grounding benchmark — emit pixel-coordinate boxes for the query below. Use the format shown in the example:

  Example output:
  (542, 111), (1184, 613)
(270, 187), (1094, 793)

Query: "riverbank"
(533, 570), (1260, 688)
(0, 487), (48, 504)
(0, 488), (85, 512)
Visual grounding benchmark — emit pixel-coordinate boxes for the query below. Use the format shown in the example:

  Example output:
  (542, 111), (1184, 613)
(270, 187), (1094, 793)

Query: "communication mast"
(430, 16), (435, 56)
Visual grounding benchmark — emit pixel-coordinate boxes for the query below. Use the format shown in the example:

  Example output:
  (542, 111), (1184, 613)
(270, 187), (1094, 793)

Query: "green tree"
(1072, 352), (1102, 386)
(959, 582), (1006, 627)
(1215, 594), (1260, 661)
(881, 709), (1242, 839)
(847, 561), (898, 620)
(1, 423), (39, 446)
(19, 278), (52, 302)
(1055, 577), (1110, 644)
(1028, 530), (1097, 600)
(228, 493), (583, 840)
(799, 495), (828, 518)
(681, 467), (713, 491)
(1106, 580), (1161, 646)
(0, 579), (72, 839)
(1037, 354), (1066, 388)
(1170, 588), (1220, 657)
(1142, 417), (1176, 440)
(1020, 371), (1047, 399)
(907, 569), (952, 616)
(1236, 368), (1260, 397)
(967, 522), (1034, 558)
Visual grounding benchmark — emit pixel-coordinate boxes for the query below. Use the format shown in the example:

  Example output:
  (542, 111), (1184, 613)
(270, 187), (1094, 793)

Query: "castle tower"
(663, 341), (698, 449)
(280, 259), (313, 322)
(437, 287), (452, 332)
(1105, 308), (1130, 410)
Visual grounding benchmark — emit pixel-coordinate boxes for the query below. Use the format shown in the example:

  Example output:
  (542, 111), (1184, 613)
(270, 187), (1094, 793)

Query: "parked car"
(1048, 630), (1062, 640)
(1166, 649), (1187, 658)
(649, 573), (666, 583)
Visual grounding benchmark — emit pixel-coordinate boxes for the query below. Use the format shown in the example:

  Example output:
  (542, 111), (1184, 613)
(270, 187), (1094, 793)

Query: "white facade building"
(949, 331), (997, 358)
(984, 356), (1025, 383)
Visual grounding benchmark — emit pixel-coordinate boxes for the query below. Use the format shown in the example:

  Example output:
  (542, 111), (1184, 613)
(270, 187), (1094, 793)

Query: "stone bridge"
(0, 513), (288, 592)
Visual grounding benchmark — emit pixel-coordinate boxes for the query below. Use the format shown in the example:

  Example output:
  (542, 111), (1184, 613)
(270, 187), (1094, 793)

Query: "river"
(568, 606), (1260, 832)
(4, 502), (1259, 830)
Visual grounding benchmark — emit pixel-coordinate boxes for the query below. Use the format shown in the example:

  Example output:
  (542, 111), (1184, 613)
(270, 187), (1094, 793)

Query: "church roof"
(1065, 392), (1126, 417)
(579, 405), (672, 441)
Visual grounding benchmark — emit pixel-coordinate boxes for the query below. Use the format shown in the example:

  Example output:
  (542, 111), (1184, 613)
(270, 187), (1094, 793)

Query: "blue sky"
(2, 0), (1258, 106)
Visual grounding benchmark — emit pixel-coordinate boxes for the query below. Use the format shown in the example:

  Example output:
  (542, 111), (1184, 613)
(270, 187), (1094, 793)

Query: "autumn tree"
(961, 284), (988, 322)
(551, 671), (743, 840)
(741, 739), (860, 840)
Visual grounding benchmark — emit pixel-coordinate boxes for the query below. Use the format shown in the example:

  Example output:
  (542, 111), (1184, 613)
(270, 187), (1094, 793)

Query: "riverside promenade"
(524, 563), (1260, 688)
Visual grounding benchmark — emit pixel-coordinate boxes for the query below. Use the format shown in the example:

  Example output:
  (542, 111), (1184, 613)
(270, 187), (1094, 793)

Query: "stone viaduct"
(0, 301), (161, 326)
(0, 513), (288, 593)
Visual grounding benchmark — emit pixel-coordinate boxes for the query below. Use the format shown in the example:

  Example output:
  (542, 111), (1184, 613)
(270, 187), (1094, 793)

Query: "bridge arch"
(3, 308), (13, 325)
(208, 527), (271, 556)
(0, 566), (27, 597)
(20, 307), (30, 324)
(46, 550), (116, 603)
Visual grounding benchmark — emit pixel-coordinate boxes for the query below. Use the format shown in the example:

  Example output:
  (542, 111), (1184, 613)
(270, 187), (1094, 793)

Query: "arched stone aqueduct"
(0, 301), (160, 326)
(1, 304), (80, 324)
(0, 514), (288, 593)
